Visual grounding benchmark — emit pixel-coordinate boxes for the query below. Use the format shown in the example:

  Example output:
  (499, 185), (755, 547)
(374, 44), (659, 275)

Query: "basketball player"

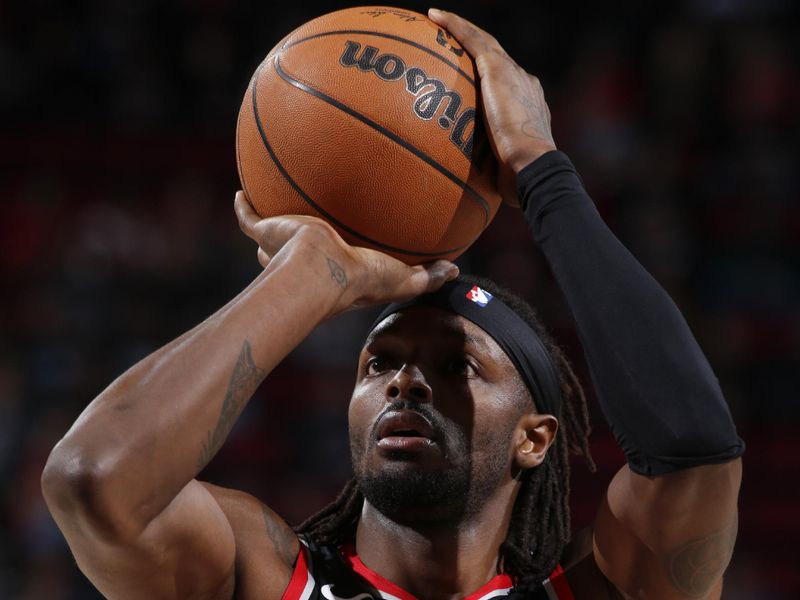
(41, 9), (743, 600)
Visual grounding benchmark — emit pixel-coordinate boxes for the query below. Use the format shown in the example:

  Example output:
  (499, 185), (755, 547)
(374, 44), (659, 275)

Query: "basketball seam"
(283, 29), (475, 87)
(273, 53), (474, 177)
(273, 54), (491, 223)
(249, 63), (476, 258)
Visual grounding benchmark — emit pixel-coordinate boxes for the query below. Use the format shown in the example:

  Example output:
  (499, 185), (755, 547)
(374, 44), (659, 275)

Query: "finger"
(257, 248), (271, 269)
(254, 215), (310, 257)
(428, 8), (503, 59)
(234, 190), (261, 238)
(397, 260), (459, 299)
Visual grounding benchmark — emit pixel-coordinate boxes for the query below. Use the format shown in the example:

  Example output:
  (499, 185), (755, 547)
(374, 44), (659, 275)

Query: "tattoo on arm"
(262, 505), (296, 565)
(197, 340), (266, 469)
(512, 83), (553, 143)
(327, 257), (347, 288)
(665, 520), (738, 598)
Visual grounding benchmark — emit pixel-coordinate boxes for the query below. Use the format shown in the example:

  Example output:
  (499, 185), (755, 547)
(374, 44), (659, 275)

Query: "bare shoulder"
(201, 482), (300, 600)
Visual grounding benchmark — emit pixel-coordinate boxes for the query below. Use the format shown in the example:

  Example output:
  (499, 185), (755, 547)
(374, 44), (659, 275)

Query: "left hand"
(428, 9), (557, 183)
(234, 192), (459, 317)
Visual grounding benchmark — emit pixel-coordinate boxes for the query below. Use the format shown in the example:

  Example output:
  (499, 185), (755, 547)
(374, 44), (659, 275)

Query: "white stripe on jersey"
(299, 569), (316, 600)
(542, 577), (559, 600)
(475, 587), (513, 600)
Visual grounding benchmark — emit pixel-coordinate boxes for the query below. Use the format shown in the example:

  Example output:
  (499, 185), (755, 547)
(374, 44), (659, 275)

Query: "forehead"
(365, 305), (505, 360)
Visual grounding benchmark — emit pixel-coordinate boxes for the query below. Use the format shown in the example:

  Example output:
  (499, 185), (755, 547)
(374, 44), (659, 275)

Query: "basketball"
(236, 6), (501, 264)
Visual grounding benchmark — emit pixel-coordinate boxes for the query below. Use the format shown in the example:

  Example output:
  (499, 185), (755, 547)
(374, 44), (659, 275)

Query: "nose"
(385, 364), (432, 404)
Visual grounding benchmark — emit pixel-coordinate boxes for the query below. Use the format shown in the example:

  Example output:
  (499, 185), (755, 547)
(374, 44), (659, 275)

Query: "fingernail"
(428, 8), (443, 17)
(447, 263), (460, 280)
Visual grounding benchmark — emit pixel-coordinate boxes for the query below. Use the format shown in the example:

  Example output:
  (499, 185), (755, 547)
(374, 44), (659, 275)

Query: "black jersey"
(281, 537), (575, 600)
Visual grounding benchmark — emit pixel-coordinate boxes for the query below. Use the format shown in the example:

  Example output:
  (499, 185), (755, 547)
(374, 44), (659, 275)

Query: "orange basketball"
(236, 6), (501, 264)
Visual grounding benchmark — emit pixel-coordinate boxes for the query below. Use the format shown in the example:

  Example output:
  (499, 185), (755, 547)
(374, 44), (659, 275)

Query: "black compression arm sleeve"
(517, 151), (744, 476)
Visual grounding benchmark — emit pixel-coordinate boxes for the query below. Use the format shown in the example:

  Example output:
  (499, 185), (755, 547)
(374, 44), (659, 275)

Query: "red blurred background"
(1, 1), (798, 598)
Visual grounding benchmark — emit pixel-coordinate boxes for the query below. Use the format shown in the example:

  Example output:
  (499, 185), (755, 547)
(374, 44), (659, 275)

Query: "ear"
(512, 413), (559, 471)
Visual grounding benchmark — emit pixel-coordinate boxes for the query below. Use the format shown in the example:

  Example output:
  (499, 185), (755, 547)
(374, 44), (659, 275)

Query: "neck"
(354, 479), (518, 600)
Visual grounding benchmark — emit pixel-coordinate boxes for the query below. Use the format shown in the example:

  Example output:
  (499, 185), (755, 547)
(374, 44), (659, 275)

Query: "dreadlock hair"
(296, 274), (595, 590)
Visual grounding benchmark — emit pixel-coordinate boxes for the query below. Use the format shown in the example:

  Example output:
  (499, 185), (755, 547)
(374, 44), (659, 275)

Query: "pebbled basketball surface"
(236, 6), (501, 263)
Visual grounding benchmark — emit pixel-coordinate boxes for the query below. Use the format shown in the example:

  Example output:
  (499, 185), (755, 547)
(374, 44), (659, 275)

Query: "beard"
(351, 403), (510, 527)
(356, 456), (471, 525)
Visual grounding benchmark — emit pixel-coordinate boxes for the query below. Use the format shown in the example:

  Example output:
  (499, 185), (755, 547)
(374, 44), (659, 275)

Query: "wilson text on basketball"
(339, 41), (476, 160)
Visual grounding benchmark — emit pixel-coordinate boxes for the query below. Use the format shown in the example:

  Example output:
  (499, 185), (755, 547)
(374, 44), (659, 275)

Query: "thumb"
(498, 164), (520, 207)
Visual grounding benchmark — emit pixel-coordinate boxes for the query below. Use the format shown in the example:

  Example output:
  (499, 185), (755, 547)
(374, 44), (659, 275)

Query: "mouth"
(374, 410), (439, 452)
(388, 429), (425, 437)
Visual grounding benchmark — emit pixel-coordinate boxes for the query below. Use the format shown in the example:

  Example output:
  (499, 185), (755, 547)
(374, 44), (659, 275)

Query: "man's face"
(349, 306), (531, 525)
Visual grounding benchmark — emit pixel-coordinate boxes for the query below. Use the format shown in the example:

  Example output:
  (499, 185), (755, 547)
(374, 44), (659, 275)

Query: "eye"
(446, 356), (478, 377)
(365, 355), (391, 376)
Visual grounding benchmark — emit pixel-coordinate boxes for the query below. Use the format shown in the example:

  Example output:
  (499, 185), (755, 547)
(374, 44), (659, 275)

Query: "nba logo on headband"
(466, 285), (493, 307)
(372, 280), (562, 414)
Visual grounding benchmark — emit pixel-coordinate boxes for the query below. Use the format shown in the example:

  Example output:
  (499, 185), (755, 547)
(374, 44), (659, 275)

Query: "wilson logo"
(339, 40), (482, 161)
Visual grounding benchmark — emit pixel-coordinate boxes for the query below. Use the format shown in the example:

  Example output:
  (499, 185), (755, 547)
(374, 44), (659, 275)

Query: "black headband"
(370, 281), (561, 415)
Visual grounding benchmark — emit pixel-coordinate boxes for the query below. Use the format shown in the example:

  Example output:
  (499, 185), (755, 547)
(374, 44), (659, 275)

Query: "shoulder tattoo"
(664, 519), (738, 598)
(262, 505), (296, 565)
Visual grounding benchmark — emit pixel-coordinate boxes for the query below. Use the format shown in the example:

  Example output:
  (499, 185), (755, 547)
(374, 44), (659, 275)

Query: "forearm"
(518, 151), (743, 475)
(43, 239), (342, 536)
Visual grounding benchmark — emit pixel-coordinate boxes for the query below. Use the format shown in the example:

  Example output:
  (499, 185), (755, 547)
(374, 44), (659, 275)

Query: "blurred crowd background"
(1, 0), (798, 598)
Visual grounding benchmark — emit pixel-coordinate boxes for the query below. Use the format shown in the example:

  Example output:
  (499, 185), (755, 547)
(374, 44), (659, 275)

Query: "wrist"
(256, 234), (349, 320)
(508, 142), (558, 174)
(515, 150), (581, 214)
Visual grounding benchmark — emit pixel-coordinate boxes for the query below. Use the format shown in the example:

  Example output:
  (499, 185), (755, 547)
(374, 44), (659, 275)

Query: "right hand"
(427, 9), (557, 207)
(427, 9), (557, 174)
(234, 191), (460, 316)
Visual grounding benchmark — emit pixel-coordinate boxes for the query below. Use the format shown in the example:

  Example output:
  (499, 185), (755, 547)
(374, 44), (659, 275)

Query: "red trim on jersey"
(463, 573), (514, 600)
(547, 563), (575, 600)
(341, 544), (514, 600)
(281, 540), (575, 600)
(282, 545), (310, 600)
(341, 544), (416, 600)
